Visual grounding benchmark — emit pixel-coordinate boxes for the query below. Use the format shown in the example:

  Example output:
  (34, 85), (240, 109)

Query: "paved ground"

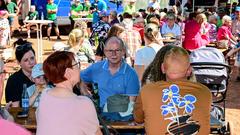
(2, 32), (240, 134)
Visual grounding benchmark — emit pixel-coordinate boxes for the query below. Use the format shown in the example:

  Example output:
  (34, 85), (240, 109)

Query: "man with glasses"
(80, 36), (140, 110)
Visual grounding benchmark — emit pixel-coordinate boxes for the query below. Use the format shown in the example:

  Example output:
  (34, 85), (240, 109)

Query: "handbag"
(107, 94), (130, 113)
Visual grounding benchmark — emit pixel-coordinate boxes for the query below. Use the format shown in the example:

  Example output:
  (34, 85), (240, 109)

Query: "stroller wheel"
(219, 122), (231, 135)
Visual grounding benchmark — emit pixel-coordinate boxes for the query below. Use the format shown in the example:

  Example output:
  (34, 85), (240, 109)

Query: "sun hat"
(31, 63), (44, 79)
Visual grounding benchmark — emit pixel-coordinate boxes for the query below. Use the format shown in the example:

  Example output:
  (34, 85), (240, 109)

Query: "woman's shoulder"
(7, 70), (24, 81)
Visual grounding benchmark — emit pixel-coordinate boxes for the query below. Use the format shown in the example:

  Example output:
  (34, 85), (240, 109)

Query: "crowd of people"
(1, 0), (240, 134)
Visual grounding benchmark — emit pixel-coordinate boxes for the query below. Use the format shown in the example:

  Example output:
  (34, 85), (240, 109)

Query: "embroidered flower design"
(162, 84), (180, 104)
(160, 84), (199, 134)
(161, 102), (177, 116)
(160, 84), (197, 120)
(178, 94), (196, 114)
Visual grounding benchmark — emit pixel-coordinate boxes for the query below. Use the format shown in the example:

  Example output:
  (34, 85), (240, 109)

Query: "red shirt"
(183, 20), (209, 51)
(217, 25), (233, 41)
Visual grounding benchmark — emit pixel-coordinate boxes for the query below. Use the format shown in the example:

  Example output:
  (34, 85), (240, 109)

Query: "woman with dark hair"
(37, 51), (102, 135)
(5, 38), (36, 107)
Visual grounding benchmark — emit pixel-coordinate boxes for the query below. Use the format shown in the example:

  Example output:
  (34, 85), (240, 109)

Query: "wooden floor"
(1, 34), (240, 134)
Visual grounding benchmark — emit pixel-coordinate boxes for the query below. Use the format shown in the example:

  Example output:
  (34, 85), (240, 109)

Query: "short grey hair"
(166, 13), (176, 20)
(105, 36), (126, 50)
(208, 14), (218, 22)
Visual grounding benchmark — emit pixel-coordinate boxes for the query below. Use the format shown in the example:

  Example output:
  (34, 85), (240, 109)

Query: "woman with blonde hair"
(196, 13), (210, 36)
(68, 28), (95, 63)
(74, 21), (89, 38)
(134, 23), (163, 81)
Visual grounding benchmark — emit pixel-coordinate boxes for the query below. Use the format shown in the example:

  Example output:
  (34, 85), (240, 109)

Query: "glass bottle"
(21, 84), (29, 112)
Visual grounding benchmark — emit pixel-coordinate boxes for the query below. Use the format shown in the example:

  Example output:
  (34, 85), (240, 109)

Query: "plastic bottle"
(21, 84), (29, 112)
(41, 12), (44, 20)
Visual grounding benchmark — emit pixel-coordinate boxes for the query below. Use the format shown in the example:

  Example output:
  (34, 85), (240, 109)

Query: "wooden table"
(9, 107), (223, 133)
(9, 107), (144, 132)
(73, 18), (93, 22)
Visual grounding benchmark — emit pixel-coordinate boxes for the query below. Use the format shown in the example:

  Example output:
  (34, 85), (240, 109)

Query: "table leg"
(39, 24), (43, 63)
(36, 24), (41, 63)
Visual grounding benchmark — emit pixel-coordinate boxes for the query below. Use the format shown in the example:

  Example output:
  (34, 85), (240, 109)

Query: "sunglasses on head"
(16, 43), (32, 51)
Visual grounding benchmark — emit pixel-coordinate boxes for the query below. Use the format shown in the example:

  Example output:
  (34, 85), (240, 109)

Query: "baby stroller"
(190, 47), (231, 134)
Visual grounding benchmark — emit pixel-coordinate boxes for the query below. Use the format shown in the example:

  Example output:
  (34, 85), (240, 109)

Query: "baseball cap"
(31, 63), (44, 79)
(99, 11), (109, 17)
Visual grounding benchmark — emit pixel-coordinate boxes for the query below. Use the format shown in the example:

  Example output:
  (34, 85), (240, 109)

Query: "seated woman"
(68, 28), (95, 63)
(37, 51), (102, 135)
(134, 23), (163, 81)
(217, 15), (238, 49)
(183, 13), (210, 51)
(5, 38), (36, 107)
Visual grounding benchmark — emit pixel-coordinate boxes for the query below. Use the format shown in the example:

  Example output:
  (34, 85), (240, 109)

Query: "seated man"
(23, 5), (38, 38)
(70, 0), (84, 29)
(133, 46), (212, 135)
(80, 36), (140, 109)
(161, 12), (181, 40)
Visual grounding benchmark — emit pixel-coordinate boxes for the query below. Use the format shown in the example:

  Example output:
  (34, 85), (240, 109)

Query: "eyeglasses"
(105, 49), (122, 55)
(72, 61), (81, 69)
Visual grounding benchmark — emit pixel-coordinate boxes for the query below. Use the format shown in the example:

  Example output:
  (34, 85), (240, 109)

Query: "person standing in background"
(46, 0), (61, 40)
(6, 0), (19, 36)
(92, 0), (107, 25)
(123, 0), (136, 15)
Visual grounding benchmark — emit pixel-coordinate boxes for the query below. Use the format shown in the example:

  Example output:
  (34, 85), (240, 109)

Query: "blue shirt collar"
(102, 59), (127, 74)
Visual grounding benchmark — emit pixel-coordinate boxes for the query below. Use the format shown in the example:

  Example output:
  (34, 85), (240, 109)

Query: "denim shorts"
(48, 19), (58, 28)
(8, 17), (14, 26)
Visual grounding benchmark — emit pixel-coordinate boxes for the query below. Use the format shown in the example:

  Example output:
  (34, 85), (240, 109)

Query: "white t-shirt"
(135, 43), (162, 69)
